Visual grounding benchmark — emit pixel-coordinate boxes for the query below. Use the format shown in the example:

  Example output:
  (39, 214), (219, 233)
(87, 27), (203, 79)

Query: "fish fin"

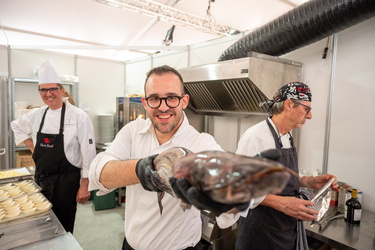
(157, 192), (165, 215)
(179, 200), (192, 211)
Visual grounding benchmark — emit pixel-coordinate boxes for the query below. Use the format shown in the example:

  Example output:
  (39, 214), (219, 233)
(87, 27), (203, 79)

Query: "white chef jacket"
(11, 99), (96, 178)
(216, 117), (293, 229)
(88, 113), (223, 250)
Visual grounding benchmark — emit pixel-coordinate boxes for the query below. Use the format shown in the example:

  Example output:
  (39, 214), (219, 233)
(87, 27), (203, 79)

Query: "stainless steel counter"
(304, 209), (375, 250)
(16, 232), (82, 250)
(0, 175), (82, 249)
(0, 211), (66, 250)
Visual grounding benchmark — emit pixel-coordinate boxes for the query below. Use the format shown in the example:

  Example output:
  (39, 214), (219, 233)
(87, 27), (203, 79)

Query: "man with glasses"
(11, 59), (96, 233)
(231, 82), (338, 249)
(88, 65), (225, 250)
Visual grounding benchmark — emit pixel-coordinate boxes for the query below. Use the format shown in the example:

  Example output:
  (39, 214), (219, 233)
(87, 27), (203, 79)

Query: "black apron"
(32, 103), (81, 233)
(236, 119), (301, 250)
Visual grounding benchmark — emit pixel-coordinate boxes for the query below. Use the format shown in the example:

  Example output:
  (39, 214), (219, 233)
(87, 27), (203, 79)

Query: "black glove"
(169, 177), (249, 216)
(255, 148), (281, 161)
(135, 154), (160, 192)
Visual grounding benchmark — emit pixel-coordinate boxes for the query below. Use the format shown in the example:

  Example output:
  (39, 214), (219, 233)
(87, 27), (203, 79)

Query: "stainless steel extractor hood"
(179, 52), (303, 116)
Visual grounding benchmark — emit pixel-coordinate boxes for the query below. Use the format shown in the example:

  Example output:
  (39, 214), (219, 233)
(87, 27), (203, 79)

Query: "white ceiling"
(0, 0), (309, 62)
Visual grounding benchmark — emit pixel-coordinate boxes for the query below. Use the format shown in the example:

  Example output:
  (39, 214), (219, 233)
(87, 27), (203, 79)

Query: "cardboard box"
(15, 151), (35, 168)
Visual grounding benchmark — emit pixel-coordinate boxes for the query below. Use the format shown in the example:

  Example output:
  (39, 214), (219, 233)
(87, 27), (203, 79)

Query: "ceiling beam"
(10, 45), (188, 50)
(92, 0), (239, 36)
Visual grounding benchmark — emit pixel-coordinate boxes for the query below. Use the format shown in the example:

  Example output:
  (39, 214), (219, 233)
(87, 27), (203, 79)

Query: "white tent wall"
(329, 17), (375, 210)
(123, 32), (245, 87)
(283, 39), (334, 177)
(282, 17), (375, 211)
(76, 58), (124, 141)
(0, 49), (125, 146)
(0, 46), (8, 76)
(10, 50), (75, 78)
(8, 50), (76, 108)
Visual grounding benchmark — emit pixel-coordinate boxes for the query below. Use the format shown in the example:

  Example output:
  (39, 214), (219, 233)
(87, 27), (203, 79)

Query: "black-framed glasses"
(38, 87), (61, 94)
(292, 100), (312, 115)
(145, 95), (185, 109)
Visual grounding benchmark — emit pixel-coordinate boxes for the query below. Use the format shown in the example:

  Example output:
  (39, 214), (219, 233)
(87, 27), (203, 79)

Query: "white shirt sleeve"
(88, 151), (119, 195)
(88, 121), (134, 195)
(216, 212), (241, 229)
(11, 108), (42, 146)
(216, 198), (256, 229)
(74, 108), (96, 178)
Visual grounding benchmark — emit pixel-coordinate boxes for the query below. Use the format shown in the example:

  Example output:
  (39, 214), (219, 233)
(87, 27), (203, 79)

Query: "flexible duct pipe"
(219, 0), (375, 61)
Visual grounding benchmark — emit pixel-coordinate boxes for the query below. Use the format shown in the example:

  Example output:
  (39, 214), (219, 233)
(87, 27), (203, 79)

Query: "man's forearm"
(299, 175), (313, 188)
(99, 159), (140, 189)
(260, 194), (281, 210)
(80, 178), (89, 188)
(23, 138), (34, 153)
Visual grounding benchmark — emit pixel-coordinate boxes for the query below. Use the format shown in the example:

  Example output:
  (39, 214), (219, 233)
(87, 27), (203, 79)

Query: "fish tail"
(157, 192), (165, 215)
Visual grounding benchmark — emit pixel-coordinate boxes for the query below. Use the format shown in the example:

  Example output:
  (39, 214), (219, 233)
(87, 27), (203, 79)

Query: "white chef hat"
(38, 59), (61, 85)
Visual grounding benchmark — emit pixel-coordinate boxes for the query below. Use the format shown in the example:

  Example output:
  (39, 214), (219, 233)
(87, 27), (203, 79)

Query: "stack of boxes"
(336, 183), (363, 213)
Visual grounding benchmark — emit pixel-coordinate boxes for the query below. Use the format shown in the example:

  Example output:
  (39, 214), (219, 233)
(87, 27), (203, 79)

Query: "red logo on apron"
(44, 138), (51, 144)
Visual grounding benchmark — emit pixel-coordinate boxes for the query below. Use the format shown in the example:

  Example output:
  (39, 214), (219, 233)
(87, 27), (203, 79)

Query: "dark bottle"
(345, 189), (362, 224)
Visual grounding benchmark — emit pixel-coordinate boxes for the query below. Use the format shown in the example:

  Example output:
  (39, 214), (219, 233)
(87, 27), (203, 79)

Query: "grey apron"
(236, 119), (308, 250)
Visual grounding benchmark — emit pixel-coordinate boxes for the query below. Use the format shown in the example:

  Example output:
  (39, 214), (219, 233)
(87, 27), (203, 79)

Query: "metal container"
(115, 97), (146, 133)
(0, 211), (65, 249)
(201, 210), (237, 250)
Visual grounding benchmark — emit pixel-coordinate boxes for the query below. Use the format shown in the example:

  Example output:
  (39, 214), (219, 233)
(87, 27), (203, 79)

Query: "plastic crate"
(92, 189), (117, 211)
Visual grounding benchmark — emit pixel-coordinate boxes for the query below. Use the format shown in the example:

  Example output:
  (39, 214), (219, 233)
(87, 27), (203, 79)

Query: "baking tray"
(0, 181), (52, 224)
(0, 167), (35, 184)
(0, 180), (41, 201)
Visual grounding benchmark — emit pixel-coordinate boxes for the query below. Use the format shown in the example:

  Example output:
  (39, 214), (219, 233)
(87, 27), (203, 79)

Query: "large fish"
(152, 147), (298, 214)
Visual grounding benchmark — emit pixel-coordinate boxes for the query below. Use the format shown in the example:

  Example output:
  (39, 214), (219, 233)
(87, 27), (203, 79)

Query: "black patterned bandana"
(274, 82), (312, 102)
(260, 82), (312, 114)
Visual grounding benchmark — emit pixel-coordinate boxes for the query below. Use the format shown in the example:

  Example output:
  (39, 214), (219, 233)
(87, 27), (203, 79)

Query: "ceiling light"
(163, 25), (175, 46)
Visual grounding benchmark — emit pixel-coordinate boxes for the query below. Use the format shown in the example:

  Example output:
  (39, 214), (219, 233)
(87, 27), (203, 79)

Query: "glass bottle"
(345, 189), (361, 224)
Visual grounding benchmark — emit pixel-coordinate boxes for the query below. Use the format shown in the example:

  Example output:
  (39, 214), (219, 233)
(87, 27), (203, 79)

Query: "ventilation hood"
(179, 52), (302, 116)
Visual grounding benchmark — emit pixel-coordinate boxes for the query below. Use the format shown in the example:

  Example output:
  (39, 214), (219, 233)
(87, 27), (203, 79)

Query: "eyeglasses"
(38, 87), (61, 94)
(145, 95), (185, 109)
(292, 100), (312, 115)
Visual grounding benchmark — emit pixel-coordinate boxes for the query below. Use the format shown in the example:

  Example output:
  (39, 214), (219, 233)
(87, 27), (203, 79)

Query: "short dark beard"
(152, 110), (183, 134)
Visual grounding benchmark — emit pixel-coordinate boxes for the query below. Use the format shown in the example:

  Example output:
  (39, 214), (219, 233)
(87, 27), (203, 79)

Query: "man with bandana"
(233, 82), (339, 250)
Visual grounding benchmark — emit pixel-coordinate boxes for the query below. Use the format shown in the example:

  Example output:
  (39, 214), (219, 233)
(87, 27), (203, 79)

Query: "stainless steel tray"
(0, 211), (65, 250)
(0, 181), (51, 224)
(0, 167), (35, 184)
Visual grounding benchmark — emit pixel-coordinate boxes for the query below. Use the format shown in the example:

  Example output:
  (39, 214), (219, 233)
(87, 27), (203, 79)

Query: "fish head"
(152, 147), (193, 194)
